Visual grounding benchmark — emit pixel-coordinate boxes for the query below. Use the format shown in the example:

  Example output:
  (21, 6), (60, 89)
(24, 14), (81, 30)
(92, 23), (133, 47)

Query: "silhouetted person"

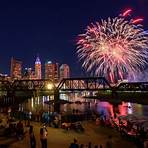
(29, 126), (36, 148)
(80, 144), (84, 148)
(88, 142), (92, 148)
(40, 126), (48, 148)
(16, 120), (24, 140)
(69, 139), (79, 148)
(106, 135), (113, 148)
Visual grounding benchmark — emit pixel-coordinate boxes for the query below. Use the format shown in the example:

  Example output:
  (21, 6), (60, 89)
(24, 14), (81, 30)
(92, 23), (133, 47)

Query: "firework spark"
(122, 9), (132, 17)
(77, 12), (148, 83)
(132, 18), (144, 24)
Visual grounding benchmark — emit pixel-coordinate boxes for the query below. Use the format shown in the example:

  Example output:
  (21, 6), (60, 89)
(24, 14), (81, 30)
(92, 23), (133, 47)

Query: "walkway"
(7, 121), (137, 148)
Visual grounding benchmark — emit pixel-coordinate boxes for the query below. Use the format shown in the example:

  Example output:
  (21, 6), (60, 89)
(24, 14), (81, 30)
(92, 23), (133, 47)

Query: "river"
(18, 93), (148, 119)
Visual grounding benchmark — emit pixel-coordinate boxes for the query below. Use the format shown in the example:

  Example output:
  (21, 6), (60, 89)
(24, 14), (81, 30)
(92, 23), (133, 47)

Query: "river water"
(18, 94), (148, 119)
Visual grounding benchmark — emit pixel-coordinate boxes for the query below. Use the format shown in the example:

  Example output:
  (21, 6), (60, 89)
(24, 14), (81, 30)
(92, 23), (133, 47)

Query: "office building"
(45, 61), (59, 82)
(45, 61), (52, 79)
(35, 56), (42, 79)
(60, 64), (70, 80)
(10, 57), (22, 79)
(23, 68), (35, 79)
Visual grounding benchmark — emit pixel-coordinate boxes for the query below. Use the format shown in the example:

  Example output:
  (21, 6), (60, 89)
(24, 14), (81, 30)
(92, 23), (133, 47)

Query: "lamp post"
(46, 82), (60, 113)
(53, 88), (60, 113)
(46, 83), (54, 112)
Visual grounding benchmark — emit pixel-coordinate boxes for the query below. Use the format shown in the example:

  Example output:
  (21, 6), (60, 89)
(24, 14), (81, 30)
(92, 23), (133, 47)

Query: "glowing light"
(31, 98), (34, 108)
(46, 83), (54, 90)
(47, 61), (52, 64)
(122, 9), (132, 17)
(77, 13), (148, 83)
(132, 18), (144, 24)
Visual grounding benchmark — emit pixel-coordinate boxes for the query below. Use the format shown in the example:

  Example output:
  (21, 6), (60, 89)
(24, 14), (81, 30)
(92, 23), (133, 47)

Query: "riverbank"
(86, 91), (148, 105)
(0, 120), (134, 148)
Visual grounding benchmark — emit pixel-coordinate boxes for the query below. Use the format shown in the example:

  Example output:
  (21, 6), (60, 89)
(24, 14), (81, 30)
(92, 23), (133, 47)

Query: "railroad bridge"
(0, 77), (148, 112)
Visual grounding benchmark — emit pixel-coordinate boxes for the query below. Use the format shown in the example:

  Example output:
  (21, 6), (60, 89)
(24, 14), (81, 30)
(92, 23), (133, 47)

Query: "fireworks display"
(77, 9), (148, 83)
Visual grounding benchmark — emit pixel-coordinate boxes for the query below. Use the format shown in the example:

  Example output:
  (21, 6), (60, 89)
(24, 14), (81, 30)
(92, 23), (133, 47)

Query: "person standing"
(16, 120), (24, 140)
(106, 135), (113, 148)
(88, 142), (92, 148)
(40, 126), (48, 148)
(29, 126), (36, 148)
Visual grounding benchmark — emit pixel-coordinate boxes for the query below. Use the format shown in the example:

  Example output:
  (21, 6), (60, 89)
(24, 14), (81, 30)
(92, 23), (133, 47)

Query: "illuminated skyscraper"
(23, 68), (35, 79)
(45, 61), (53, 79)
(10, 57), (22, 79)
(54, 63), (59, 82)
(35, 56), (42, 79)
(60, 64), (70, 80)
(45, 61), (59, 82)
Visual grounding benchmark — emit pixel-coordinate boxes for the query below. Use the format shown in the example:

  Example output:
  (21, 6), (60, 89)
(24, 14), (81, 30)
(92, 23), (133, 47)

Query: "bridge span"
(0, 77), (148, 112)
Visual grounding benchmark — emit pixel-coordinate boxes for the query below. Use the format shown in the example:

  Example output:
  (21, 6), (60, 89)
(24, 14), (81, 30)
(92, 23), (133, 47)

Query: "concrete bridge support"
(53, 88), (60, 113)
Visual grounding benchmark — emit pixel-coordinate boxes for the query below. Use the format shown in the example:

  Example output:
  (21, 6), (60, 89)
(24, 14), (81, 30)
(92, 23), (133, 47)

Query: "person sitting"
(63, 122), (71, 130)
(75, 122), (84, 132)
(96, 117), (100, 126)
(53, 116), (59, 128)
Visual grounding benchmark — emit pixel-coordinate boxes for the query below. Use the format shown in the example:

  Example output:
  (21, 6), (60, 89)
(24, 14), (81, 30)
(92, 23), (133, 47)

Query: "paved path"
(7, 121), (137, 148)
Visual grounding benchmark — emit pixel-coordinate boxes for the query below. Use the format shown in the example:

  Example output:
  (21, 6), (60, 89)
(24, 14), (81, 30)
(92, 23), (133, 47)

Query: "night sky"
(0, 0), (148, 77)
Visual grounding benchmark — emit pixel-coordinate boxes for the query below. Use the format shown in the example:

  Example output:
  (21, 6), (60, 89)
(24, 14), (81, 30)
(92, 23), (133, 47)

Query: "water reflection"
(19, 94), (148, 119)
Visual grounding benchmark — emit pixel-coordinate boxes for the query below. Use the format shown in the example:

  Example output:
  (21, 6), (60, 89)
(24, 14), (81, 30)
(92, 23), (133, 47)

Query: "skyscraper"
(54, 63), (59, 82)
(23, 68), (35, 79)
(60, 64), (70, 80)
(35, 56), (42, 79)
(45, 61), (53, 79)
(10, 57), (22, 79)
(45, 61), (59, 82)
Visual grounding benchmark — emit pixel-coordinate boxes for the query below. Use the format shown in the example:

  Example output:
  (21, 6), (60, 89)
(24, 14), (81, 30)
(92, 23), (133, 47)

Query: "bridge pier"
(53, 88), (60, 113)
(111, 90), (118, 99)
(7, 90), (15, 105)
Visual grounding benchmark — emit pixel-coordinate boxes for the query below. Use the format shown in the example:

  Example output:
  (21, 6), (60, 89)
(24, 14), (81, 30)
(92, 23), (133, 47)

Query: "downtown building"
(23, 68), (36, 79)
(45, 61), (59, 82)
(59, 64), (70, 80)
(35, 56), (42, 79)
(10, 57), (22, 80)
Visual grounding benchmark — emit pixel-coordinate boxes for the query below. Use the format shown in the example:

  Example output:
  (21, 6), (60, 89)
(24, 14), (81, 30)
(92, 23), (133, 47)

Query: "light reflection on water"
(19, 94), (148, 118)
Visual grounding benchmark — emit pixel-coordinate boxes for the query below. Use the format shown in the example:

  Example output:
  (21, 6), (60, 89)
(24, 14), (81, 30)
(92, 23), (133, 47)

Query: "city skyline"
(9, 56), (70, 81)
(0, 0), (148, 77)
(0, 1), (148, 147)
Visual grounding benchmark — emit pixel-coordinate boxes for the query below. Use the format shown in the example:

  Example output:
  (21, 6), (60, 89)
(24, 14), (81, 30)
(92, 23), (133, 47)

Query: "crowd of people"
(0, 116), (25, 140)
(69, 137), (112, 148)
(95, 113), (148, 148)
(2, 107), (148, 148)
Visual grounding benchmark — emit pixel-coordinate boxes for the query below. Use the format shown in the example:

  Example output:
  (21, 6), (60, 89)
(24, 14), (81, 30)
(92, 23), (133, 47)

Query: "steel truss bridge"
(116, 82), (148, 91)
(57, 77), (111, 91)
(0, 77), (148, 111)
(0, 79), (54, 91)
(0, 78), (148, 95)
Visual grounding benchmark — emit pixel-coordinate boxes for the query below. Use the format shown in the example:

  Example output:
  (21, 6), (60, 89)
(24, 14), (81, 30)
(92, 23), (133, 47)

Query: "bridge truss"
(12, 79), (55, 91)
(117, 82), (148, 91)
(57, 77), (112, 91)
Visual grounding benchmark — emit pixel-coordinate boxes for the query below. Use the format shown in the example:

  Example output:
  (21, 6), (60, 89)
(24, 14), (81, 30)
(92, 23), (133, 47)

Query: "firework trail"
(77, 9), (148, 83)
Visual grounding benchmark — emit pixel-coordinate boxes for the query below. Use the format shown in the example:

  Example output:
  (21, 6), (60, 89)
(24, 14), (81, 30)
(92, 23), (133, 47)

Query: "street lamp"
(46, 83), (54, 90)
(46, 83), (54, 112)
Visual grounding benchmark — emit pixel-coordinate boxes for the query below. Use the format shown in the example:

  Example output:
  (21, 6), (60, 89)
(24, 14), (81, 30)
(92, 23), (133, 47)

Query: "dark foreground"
(0, 121), (137, 148)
